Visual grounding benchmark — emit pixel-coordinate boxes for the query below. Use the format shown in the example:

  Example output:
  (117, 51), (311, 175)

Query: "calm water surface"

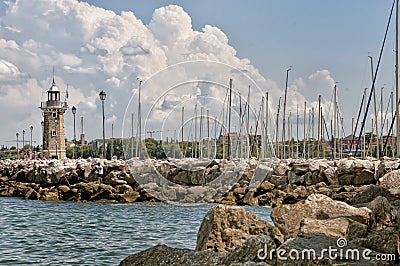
(0, 197), (272, 265)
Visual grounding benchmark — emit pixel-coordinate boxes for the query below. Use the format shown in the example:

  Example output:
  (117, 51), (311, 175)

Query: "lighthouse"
(40, 77), (68, 159)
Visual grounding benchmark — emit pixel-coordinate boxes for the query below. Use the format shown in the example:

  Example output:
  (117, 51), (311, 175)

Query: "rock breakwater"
(1, 157), (400, 205)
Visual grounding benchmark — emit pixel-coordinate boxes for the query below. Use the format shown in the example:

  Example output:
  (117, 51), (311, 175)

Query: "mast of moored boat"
(227, 78), (232, 159)
(368, 56), (380, 158)
(296, 104), (299, 158)
(247, 86), (251, 157)
(333, 85), (337, 159)
(282, 67), (291, 159)
(396, 0), (399, 157)
(265, 92), (269, 158)
(317, 95), (321, 158)
(303, 101), (307, 158)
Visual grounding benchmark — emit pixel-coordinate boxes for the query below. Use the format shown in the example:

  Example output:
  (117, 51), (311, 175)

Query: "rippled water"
(0, 197), (272, 265)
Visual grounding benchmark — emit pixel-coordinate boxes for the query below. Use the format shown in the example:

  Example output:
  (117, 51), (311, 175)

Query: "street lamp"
(22, 130), (25, 150)
(16, 132), (19, 159)
(72, 106), (77, 159)
(30, 126), (33, 150)
(99, 90), (107, 159)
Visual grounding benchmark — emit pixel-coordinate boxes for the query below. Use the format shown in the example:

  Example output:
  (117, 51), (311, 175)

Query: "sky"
(0, 0), (397, 149)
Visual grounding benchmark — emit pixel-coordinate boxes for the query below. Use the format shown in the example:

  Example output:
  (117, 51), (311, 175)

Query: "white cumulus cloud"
(0, 0), (338, 146)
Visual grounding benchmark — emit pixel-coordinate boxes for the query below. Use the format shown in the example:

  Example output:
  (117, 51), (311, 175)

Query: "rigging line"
(355, 0), (395, 157)
(383, 97), (400, 151)
(218, 87), (229, 124)
(234, 96), (247, 156)
(380, 93), (392, 139)
(325, 89), (335, 123)
(216, 85), (230, 140)
(335, 88), (347, 137)
(306, 108), (312, 139)
(322, 115), (334, 158)
(184, 105), (196, 157)
(335, 101), (347, 141)
(253, 102), (262, 159)
(349, 89), (366, 153)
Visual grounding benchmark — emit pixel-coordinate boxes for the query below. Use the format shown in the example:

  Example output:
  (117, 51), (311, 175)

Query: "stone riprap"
(0, 157), (399, 204)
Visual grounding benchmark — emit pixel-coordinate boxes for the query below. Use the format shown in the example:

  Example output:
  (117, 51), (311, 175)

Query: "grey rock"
(351, 185), (393, 205)
(119, 245), (223, 266)
(271, 194), (371, 240)
(379, 170), (400, 190)
(196, 204), (283, 253)
(222, 235), (276, 265)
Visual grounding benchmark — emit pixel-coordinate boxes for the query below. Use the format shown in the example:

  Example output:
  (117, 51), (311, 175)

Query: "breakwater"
(0, 157), (399, 206)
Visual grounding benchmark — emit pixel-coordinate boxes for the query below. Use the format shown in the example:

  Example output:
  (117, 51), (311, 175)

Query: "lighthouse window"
(51, 130), (57, 136)
(52, 112), (57, 118)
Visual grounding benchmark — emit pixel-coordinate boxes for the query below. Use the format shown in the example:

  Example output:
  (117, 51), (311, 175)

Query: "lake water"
(0, 197), (272, 265)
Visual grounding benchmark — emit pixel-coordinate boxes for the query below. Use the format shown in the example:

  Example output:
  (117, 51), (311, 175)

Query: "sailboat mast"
(181, 107), (184, 144)
(296, 104), (299, 158)
(276, 97), (282, 158)
(282, 68), (291, 159)
(247, 85), (251, 138)
(317, 95), (321, 158)
(381, 87), (384, 152)
(396, 0), (399, 157)
(266, 92), (269, 158)
(207, 109), (210, 159)
(303, 101), (307, 158)
(369, 56), (380, 158)
(195, 104), (198, 158)
(333, 85), (337, 159)
(227, 78), (232, 159)
(260, 96), (264, 158)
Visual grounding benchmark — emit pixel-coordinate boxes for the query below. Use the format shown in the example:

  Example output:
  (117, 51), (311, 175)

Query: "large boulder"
(350, 185), (394, 205)
(196, 204), (283, 253)
(221, 235), (276, 265)
(299, 217), (350, 238)
(352, 227), (400, 259)
(271, 194), (371, 240)
(379, 170), (400, 190)
(322, 165), (338, 185)
(278, 233), (383, 266)
(367, 196), (399, 230)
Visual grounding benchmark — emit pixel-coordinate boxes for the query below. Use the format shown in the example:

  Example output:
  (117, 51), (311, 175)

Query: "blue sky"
(0, 0), (397, 147)
(81, 0), (395, 91)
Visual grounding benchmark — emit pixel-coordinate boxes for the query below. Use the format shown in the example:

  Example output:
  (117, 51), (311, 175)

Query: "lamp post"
(72, 106), (76, 159)
(99, 90), (107, 159)
(16, 132), (19, 159)
(22, 130), (25, 150)
(30, 126), (33, 150)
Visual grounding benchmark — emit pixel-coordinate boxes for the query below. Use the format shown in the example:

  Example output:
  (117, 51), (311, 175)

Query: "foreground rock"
(120, 236), (275, 266)
(271, 194), (371, 240)
(121, 195), (399, 266)
(196, 205), (283, 253)
(119, 245), (223, 266)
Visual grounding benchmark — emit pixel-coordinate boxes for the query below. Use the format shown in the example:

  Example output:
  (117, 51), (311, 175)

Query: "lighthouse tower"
(40, 77), (68, 159)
